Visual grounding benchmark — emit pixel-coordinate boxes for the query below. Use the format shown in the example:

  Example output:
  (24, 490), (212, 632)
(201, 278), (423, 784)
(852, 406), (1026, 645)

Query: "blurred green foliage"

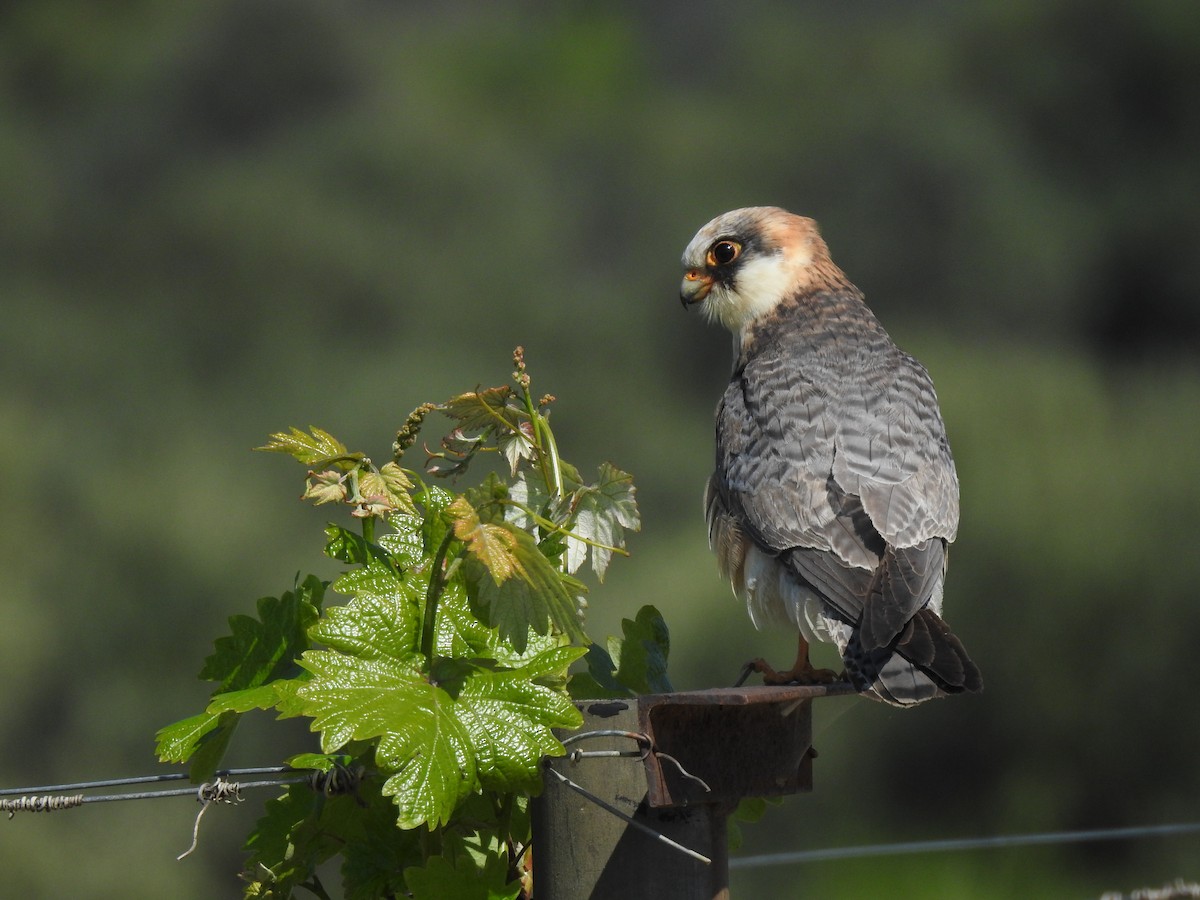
(1, 1), (1198, 896)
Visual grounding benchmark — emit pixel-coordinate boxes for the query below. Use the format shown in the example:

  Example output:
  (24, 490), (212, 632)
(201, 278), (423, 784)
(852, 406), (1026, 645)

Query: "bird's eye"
(707, 240), (742, 268)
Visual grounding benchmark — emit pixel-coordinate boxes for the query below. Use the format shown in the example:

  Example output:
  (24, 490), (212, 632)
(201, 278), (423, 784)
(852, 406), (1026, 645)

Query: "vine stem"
(298, 874), (333, 900)
(515, 375), (563, 499)
(420, 529), (457, 660)
(536, 413), (565, 498)
(516, 384), (573, 579)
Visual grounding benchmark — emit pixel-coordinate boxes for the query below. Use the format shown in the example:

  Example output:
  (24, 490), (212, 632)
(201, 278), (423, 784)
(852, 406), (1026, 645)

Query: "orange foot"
(733, 634), (843, 686)
(736, 657), (843, 686)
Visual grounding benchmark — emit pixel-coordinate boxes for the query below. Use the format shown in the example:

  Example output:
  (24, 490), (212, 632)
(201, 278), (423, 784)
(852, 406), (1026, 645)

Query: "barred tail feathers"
(846, 608), (983, 707)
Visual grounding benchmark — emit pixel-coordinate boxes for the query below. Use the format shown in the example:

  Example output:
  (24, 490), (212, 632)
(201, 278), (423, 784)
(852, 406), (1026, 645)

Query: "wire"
(543, 765), (712, 866)
(7, 763), (1199, 873)
(0, 769), (315, 819)
(730, 821), (1200, 869)
(79, 777), (309, 805)
(0, 766), (295, 797)
(550, 729), (714, 864)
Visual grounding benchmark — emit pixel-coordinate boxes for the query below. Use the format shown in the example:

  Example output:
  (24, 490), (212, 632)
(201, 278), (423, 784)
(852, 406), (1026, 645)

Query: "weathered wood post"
(531, 683), (854, 900)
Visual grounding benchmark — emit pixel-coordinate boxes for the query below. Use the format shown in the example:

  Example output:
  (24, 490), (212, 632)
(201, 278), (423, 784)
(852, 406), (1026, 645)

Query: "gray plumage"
(681, 207), (981, 706)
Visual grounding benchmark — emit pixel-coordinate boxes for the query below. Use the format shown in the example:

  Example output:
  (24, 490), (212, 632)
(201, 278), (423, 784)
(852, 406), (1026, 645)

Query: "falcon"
(680, 206), (982, 706)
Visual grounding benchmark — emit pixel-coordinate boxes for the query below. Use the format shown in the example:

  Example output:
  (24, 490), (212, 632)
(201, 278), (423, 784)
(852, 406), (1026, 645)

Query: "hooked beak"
(680, 268), (714, 307)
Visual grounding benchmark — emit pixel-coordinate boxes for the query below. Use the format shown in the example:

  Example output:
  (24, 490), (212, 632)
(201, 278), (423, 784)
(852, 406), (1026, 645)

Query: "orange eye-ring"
(706, 240), (741, 268)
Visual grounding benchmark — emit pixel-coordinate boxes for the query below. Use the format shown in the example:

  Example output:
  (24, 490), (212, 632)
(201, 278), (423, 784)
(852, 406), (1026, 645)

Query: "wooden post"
(531, 684), (853, 900)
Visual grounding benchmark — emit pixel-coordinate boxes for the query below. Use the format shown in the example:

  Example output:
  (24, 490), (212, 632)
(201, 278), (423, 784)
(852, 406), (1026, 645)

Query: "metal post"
(531, 684), (853, 900)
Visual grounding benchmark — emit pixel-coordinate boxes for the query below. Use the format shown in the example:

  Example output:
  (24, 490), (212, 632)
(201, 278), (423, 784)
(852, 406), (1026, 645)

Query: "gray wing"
(713, 333), (959, 648)
(829, 346), (959, 547)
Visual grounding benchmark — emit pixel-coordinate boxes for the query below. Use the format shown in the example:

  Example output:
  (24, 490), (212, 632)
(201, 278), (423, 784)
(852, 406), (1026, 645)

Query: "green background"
(2, 2), (1198, 896)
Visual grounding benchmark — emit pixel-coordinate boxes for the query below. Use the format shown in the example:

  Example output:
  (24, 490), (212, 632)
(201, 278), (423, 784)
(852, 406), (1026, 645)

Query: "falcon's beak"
(680, 268), (714, 307)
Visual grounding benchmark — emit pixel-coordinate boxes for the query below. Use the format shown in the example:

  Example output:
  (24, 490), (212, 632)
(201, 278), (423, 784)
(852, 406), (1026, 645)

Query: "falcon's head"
(680, 206), (845, 340)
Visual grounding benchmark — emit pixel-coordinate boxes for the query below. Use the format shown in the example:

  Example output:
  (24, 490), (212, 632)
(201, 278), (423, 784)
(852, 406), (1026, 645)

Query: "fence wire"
(0, 765), (349, 818)
(4, 766), (1198, 875)
(730, 821), (1200, 869)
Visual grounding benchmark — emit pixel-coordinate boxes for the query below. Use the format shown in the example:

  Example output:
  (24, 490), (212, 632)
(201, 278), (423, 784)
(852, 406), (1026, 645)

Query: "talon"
(734, 657), (775, 687)
(735, 635), (845, 687)
(733, 660), (757, 688)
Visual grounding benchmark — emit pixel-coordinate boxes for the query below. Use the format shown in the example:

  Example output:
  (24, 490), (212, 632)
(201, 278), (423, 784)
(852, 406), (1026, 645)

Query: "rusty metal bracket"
(536, 683), (857, 899)
(632, 682), (857, 808)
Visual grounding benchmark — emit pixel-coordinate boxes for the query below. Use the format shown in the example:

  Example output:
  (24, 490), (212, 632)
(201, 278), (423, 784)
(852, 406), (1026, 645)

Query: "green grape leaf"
(242, 781), (380, 898)
(325, 523), (370, 564)
(439, 386), (517, 434)
(323, 525), (407, 578)
(186, 709), (240, 782)
(454, 646), (585, 794)
(607, 605), (672, 694)
(302, 469), (348, 505)
(462, 525), (587, 653)
(569, 605), (672, 699)
(568, 643), (633, 700)
(341, 783), (423, 900)
(358, 462), (418, 517)
(556, 458), (583, 487)
(257, 425), (360, 468)
(298, 649), (476, 829)
(505, 470), (554, 531)
(507, 463), (639, 581)
(404, 854), (521, 900)
(285, 751), (357, 774)
(156, 578), (323, 769)
(377, 512), (425, 568)
(243, 782), (309, 851)
(564, 462), (640, 580)
(297, 638), (583, 829)
(199, 576), (324, 692)
(206, 684), (284, 715)
(506, 464), (582, 529)
(441, 796), (520, 862)
(154, 710), (226, 764)
(270, 677), (308, 719)
(435, 570), (565, 668)
(461, 471), (509, 522)
(497, 424), (535, 476)
(314, 562), (422, 662)
(420, 483), (456, 556)
(433, 575), (495, 660)
(449, 497), (519, 585)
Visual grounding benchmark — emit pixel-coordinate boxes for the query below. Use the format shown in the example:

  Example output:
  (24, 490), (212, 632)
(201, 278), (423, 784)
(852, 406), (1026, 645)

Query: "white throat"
(701, 247), (811, 341)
